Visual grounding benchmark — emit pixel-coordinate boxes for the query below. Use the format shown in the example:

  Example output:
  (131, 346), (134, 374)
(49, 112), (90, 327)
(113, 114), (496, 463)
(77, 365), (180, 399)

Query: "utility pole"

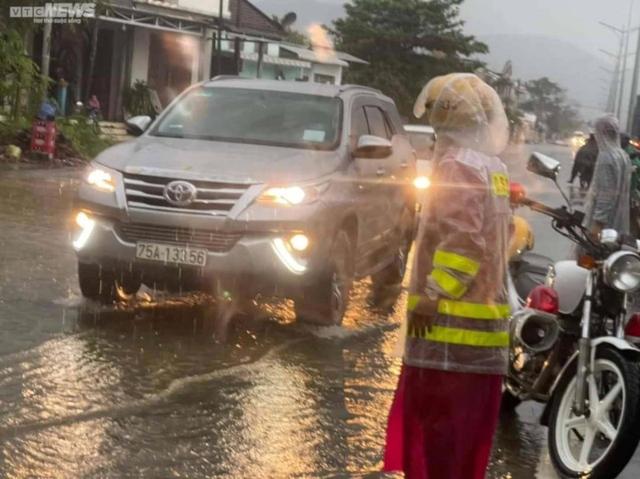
(216, 0), (224, 75)
(600, 22), (626, 117)
(618, 0), (636, 121)
(600, 48), (622, 114)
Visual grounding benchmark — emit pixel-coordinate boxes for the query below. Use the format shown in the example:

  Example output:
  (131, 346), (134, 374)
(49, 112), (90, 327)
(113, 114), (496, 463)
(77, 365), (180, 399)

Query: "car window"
(152, 87), (342, 150)
(364, 106), (389, 139)
(351, 106), (370, 139)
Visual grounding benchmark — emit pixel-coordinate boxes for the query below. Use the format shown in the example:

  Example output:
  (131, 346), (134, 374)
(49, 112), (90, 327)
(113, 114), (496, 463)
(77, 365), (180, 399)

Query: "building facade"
(39, 0), (364, 120)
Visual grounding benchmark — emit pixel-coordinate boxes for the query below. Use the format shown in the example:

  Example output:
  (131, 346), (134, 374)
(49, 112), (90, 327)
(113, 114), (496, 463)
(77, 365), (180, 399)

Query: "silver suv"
(73, 78), (416, 325)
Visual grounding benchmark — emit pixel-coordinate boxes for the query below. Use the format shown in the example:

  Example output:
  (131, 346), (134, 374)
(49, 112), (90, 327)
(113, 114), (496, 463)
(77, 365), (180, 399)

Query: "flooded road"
(1, 146), (640, 478)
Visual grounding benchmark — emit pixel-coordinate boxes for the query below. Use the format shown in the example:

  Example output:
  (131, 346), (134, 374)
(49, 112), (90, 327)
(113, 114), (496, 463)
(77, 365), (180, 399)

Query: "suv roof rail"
(339, 84), (383, 95)
(209, 75), (243, 81)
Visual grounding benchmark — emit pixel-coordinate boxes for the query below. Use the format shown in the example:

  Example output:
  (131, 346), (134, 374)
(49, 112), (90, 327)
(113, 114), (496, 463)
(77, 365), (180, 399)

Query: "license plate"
(136, 242), (207, 267)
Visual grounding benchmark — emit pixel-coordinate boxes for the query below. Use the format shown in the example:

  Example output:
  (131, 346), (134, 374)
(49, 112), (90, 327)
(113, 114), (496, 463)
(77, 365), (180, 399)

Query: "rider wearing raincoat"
(584, 116), (632, 238)
(384, 74), (511, 479)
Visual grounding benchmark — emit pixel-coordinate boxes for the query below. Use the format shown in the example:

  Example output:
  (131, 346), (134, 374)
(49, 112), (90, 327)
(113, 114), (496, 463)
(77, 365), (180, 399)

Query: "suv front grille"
(116, 223), (242, 253)
(123, 173), (252, 216)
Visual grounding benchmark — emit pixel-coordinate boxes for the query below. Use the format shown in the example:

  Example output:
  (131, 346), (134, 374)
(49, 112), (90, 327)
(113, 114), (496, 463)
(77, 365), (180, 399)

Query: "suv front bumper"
(72, 211), (324, 294)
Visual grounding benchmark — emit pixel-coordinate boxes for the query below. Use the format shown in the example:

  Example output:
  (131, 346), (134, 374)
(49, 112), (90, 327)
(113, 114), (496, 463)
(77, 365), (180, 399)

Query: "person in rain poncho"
(569, 134), (598, 189)
(383, 74), (511, 479)
(583, 116), (632, 238)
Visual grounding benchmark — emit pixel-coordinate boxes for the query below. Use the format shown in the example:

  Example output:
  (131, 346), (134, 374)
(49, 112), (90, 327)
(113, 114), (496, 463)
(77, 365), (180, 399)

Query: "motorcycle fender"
(539, 338), (640, 426)
(554, 260), (589, 315)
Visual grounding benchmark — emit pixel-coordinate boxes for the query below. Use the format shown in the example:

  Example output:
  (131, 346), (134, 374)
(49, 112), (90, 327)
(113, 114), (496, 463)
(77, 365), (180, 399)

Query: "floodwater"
(1, 145), (639, 478)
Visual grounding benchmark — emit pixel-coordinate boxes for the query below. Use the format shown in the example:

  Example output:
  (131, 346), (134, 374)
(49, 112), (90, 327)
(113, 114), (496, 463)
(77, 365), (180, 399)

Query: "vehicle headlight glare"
(262, 186), (307, 205)
(604, 251), (640, 292)
(87, 168), (115, 192)
(414, 176), (431, 190)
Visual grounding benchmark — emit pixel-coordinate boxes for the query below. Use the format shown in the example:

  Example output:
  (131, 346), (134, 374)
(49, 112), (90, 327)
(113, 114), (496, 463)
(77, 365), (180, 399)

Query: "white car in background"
(404, 124), (435, 193)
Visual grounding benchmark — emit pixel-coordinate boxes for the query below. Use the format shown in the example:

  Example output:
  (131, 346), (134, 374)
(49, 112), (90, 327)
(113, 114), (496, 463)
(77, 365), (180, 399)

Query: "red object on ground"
(384, 365), (502, 479)
(30, 120), (57, 158)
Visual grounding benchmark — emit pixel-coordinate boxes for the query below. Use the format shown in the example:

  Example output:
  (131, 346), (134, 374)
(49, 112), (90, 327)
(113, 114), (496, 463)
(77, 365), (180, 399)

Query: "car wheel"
(371, 233), (411, 291)
(295, 230), (355, 326)
(78, 263), (140, 304)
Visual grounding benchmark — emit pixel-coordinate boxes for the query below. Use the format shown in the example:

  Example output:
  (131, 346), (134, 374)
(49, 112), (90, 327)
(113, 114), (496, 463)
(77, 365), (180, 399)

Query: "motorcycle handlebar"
(519, 197), (573, 223)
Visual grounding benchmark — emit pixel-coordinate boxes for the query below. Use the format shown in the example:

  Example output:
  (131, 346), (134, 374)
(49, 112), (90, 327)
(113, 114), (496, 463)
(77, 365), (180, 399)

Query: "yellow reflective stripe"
(433, 250), (480, 276)
(431, 269), (467, 299)
(407, 294), (422, 312)
(423, 325), (509, 347)
(438, 299), (510, 320)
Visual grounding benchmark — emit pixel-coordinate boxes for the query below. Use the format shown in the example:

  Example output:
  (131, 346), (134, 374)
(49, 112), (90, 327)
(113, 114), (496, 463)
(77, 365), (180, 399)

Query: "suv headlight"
(86, 165), (117, 192)
(603, 251), (640, 292)
(259, 183), (328, 206)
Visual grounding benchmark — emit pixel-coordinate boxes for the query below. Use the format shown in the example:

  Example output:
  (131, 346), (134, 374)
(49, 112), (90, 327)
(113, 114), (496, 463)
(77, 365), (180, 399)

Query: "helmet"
(413, 73), (508, 155)
(508, 215), (535, 259)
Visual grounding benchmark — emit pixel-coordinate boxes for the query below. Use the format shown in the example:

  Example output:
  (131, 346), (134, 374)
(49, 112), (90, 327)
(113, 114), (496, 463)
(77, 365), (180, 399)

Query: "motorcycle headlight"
(603, 251), (640, 292)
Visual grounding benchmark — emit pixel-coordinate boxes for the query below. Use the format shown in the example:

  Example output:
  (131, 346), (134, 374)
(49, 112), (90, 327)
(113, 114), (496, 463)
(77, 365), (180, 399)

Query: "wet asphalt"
(1, 144), (640, 478)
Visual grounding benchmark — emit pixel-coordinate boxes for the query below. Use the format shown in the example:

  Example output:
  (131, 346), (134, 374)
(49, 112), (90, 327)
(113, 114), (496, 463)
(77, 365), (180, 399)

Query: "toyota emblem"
(163, 180), (197, 206)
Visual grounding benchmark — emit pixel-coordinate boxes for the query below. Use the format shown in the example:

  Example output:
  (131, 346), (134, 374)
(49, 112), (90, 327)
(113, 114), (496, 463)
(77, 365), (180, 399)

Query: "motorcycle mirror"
(509, 182), (527, 205)
(528, 152), (573, 211)
(528, 152), (561, 180)
(599, 229), (620, 247)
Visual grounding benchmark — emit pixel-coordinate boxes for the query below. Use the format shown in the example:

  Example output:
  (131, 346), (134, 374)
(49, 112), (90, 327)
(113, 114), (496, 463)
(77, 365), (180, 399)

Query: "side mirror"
(528, 152), (561, 180)
(126, 115), (152, 136)
(354, 135), (393, 159)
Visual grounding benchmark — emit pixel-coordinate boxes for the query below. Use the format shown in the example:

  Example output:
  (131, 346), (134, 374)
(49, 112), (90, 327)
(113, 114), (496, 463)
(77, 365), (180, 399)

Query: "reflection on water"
(0, 278), (404, 477)
(1, 161), (620, 478)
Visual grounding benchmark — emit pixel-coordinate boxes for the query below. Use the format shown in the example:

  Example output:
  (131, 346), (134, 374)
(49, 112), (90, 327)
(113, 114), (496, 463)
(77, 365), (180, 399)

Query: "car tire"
(371, 232), (411, 291)
(78, 263), (140, 304)
(295, 230), (355, 326)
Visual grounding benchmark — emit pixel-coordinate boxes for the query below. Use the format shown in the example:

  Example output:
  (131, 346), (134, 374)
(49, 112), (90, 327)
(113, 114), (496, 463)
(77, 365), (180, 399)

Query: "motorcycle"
(505, 152), (640, 478)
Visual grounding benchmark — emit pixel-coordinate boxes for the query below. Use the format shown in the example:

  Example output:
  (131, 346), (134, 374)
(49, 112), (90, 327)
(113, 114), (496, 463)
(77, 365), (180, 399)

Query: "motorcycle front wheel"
(548, 347), (640, 478)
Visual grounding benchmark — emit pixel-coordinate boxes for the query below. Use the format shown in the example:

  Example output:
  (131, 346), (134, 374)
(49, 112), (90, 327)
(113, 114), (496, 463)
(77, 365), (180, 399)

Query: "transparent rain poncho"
(394, 74), (511, 363)
(583, 115), (632, 235)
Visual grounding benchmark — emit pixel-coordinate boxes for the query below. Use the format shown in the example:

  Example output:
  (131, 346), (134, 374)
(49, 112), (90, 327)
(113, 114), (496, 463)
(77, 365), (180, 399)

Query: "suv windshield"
(153, 87), (342, 150)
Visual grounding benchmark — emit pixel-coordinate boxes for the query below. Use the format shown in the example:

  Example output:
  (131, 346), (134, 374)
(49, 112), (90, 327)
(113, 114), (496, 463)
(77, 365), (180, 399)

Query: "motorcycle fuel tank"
(552, 260), (589, 315)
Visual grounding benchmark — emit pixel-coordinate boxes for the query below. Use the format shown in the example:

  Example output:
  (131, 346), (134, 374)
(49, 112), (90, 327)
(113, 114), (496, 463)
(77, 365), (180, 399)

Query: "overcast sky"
(255, 0), (638, 58)
(253, 0), (640, 119)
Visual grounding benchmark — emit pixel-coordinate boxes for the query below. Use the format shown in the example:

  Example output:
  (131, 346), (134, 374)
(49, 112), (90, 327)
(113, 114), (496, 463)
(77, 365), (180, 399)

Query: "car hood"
(94, 136), (344, 184)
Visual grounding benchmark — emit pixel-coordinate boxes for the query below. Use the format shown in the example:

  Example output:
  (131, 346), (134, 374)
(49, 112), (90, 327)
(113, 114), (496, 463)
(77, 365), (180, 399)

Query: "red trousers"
(383, 365), (502, 479)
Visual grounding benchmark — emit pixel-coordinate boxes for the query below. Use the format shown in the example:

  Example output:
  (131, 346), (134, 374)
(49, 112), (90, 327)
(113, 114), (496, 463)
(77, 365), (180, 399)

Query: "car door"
(348, 98), (391, 262)
(363, 104), (412, 250)
(380, 102), (416, 221)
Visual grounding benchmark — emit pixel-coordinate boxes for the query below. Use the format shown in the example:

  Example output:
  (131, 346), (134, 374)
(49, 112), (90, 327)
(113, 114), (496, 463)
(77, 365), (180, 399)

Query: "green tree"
(521, 77), (581, 137)
(333, 0), (488, 117)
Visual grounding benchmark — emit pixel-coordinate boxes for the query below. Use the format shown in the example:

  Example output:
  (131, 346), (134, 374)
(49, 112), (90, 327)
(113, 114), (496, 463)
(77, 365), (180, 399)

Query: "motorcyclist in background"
(569, 133), (598, 189)
(383, 73), (511, 479)
(583, 116), (632, 238)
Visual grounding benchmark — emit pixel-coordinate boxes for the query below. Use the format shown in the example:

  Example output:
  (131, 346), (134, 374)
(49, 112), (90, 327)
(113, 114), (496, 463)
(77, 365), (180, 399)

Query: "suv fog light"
(289, 234), (310, 252)
(272, 238), (307, 274)
(73, 212), (96, 250)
